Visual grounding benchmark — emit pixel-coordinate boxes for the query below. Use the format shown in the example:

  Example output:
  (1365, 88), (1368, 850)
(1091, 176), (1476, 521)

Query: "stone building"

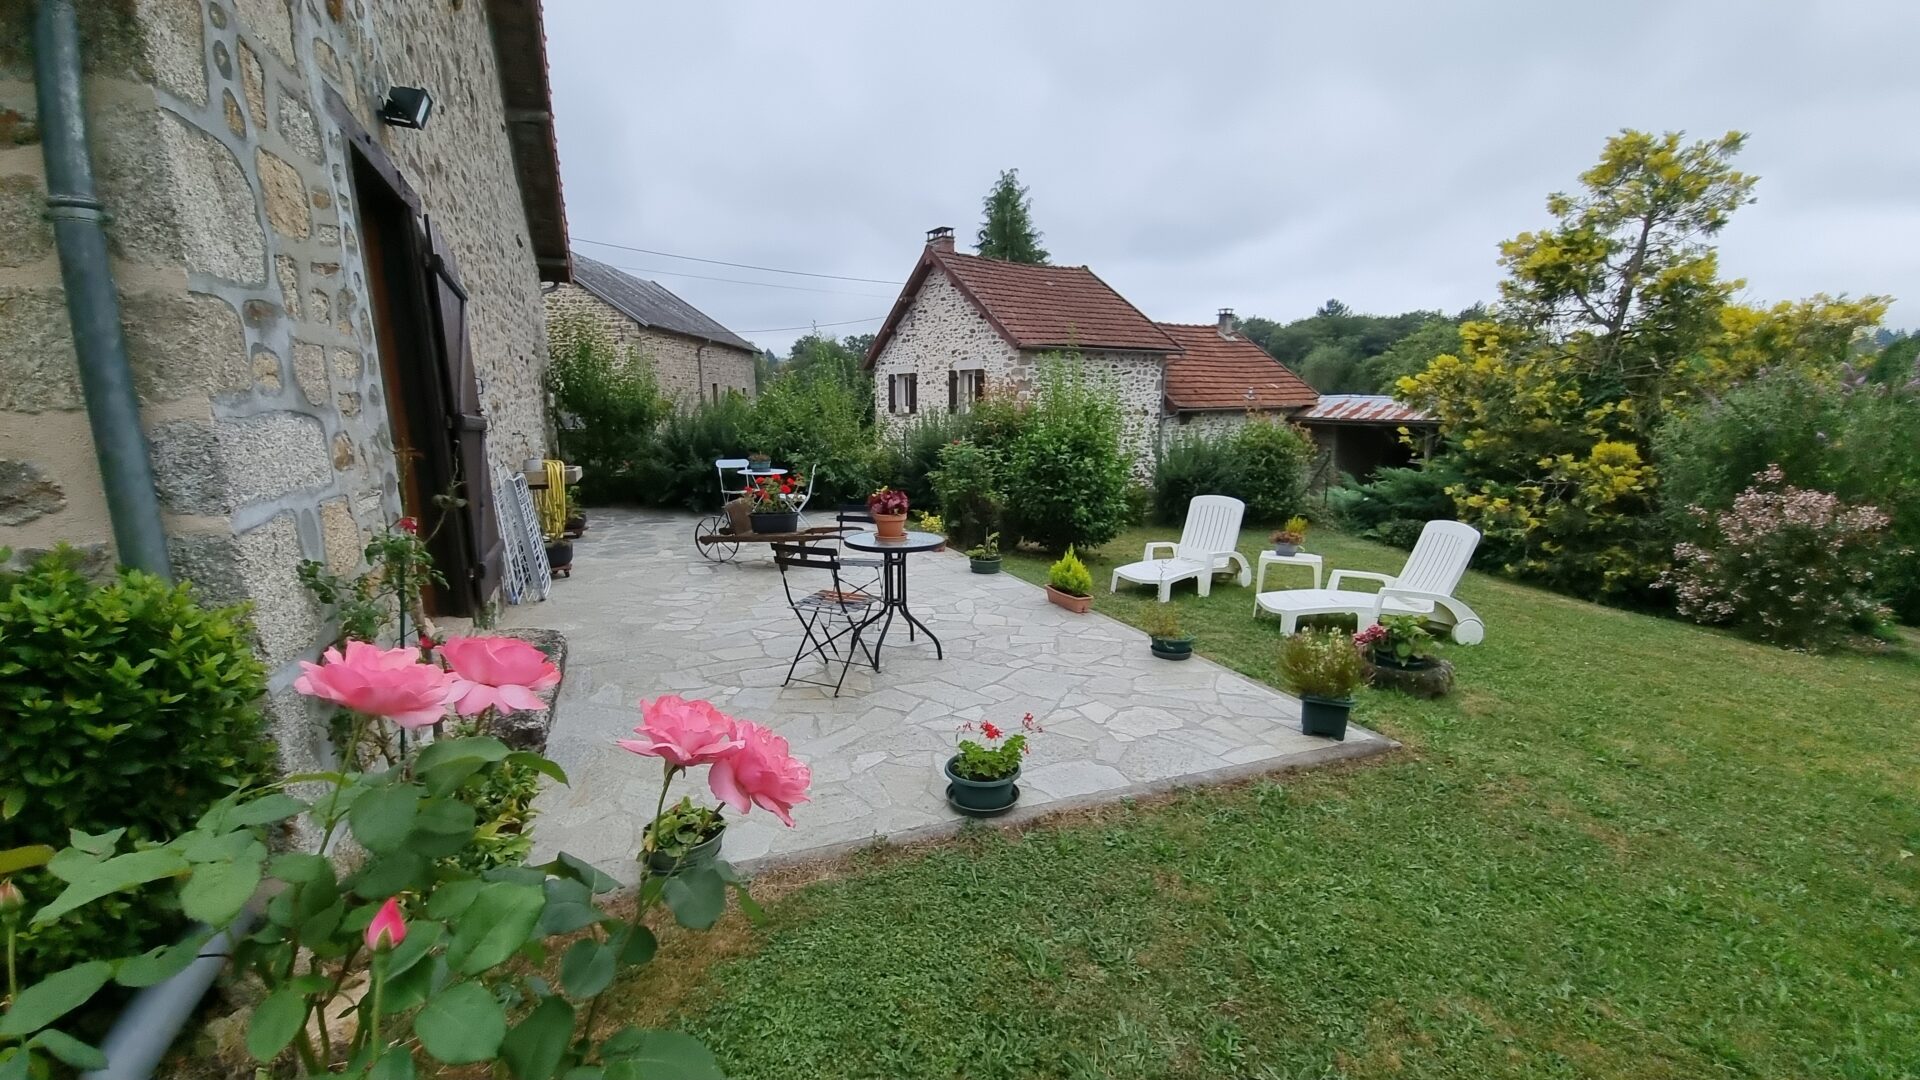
(0, 0), (569, 774)
(545, 252), (758, 406)
(864, 228), (1320, 475)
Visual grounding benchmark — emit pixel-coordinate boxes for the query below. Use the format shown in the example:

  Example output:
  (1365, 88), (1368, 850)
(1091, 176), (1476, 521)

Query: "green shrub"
(547, 316), (670, 505)
(1004, 358), (1132, 552)
(0, 549), (274, 980)
(1234, 418), (1314, 522)
(880, 412), (972, 510)
(1047, 546), (1094, 596)
(1152, 431), (1240, 524)
(928, 439), (1004, 549)
(1151, 419), (1312, 525)
(1325, 462), (1462, 547)
(746, 363), (880, 506)
(1653, 370), (1920, 621)
(633, 394), (758, 511)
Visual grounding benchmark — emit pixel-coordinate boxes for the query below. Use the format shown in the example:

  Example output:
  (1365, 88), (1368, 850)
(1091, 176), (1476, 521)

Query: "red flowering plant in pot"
(0, 635), (794, 1078)
(867, 486), (910, 540)
(945, 713), (1041, 816)
(746, 472), (804, 534)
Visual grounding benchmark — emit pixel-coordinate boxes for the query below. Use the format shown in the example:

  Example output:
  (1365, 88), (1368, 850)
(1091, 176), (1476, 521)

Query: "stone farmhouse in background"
(865, 227), (1426, 480)
(0, 0), (569, 775)
(544, 252), (759, 406)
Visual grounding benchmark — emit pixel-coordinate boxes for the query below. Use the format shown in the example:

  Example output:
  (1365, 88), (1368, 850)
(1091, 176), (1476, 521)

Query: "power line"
(736, 315), (885, 334)
(577, 237), (904, 286)
(601, 261), (893, 298)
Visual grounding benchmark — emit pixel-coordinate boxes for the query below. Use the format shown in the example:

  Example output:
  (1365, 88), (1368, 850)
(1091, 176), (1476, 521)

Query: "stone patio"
(502, 508), (1391, 879)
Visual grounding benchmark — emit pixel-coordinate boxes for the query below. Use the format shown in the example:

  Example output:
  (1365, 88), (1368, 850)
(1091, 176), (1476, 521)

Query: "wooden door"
(420, 218), (505, 611)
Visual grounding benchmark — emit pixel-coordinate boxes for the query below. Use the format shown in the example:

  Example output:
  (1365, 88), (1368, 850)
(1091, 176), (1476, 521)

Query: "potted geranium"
(968, 531), (1002, 574)
(1142, 605), (1193, 660)
(1045, 546), (1094, 613)
(868, 486), (909, 540)
(944, 712), (1040, 815)
(1279, 628), (1367, 739)
(1355, 615), (1454, 698)
(1271, 515), (1309, 555)
(643, 796), (726, 875)
(747, 473), (802, 534)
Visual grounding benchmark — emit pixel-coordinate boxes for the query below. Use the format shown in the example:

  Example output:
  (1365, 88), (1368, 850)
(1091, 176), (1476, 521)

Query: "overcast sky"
(541, 1), (1920, 356)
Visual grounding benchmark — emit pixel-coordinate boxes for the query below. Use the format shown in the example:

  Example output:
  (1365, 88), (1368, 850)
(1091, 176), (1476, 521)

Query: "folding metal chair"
(833, 502), (883, 593)
(713, 458), (751, 505)
(774, 540), (877, 696)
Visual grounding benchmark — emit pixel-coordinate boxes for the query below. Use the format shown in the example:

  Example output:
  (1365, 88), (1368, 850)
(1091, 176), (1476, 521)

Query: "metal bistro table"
(842, 529), (945, 668)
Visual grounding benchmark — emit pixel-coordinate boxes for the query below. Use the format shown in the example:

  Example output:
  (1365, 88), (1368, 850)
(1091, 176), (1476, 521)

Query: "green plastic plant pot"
(944, 754), (1019, 813)
(1149, 635), (1194, 660)
(644, 826), (725, 876)
(749, 510), (800, 534)
(970, 557), (1002, 574)
(1298, 694), (1352, 740)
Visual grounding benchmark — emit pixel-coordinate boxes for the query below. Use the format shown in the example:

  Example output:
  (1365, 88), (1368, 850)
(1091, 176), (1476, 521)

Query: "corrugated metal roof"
(569, 253), (756, 352)
(1299, 394), (1434, 424)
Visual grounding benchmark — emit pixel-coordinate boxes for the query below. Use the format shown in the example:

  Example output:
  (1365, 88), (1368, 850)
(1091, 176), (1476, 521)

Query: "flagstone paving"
(502, 508), (1391, 879)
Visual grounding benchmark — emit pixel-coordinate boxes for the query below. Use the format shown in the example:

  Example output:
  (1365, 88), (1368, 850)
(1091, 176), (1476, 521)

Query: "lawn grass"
(623, 526), (1920, 1079)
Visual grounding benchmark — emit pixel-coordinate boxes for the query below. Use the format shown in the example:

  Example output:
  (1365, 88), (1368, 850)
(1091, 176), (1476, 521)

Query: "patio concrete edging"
(731, 723), (1399, 877)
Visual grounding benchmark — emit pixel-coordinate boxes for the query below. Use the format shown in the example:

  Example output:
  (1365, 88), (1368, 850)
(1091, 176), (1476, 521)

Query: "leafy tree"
(1397, 129), (1887, 599)
(975, 168), (1049, 264)
(1358, 318), (1462, 391)
(1868, 331), (1919, 385)
(1239, 303), (1457, 393)
(546, 316), (669, 505)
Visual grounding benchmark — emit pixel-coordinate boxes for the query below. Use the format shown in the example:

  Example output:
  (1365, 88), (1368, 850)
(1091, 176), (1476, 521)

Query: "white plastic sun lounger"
(1110, 495), (1251, 602)
(1254, 520), (1485, 644)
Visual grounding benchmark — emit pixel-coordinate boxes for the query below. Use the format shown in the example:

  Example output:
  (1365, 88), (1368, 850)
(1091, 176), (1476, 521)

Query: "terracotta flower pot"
(1045, 584), (1092, 613)
(873, 512), (908, 540)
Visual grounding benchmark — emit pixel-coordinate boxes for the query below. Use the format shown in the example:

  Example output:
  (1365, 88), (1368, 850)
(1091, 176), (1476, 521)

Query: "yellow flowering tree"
(1398, 130), (1884, 598)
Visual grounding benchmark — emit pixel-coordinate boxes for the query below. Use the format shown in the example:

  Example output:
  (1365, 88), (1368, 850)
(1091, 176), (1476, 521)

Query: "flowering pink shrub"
(1659, 465), (1902, 650)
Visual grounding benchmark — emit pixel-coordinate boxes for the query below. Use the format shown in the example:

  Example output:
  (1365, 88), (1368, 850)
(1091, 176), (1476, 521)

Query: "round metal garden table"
(842, 529), (945, 668)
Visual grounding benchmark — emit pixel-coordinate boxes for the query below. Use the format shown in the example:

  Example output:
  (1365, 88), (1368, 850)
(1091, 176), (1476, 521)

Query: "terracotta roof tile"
(928, 250), (1179, 353)
(1158, 323), (1318, 411)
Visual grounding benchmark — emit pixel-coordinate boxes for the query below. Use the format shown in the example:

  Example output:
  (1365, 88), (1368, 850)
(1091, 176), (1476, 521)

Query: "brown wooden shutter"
(948, 369), (958, 413)
(422, 218), (504, 612)
(907, 374), (917, 414)
(974, 371), (986, 403)
(888, 374), (897, 414)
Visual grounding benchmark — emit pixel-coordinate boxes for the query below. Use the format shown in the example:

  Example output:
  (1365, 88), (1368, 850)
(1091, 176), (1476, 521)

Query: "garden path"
(502, 509), (1390, 879)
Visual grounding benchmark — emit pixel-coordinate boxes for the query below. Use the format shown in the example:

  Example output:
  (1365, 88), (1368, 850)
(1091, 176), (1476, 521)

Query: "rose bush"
(0, 639), (806, 1079)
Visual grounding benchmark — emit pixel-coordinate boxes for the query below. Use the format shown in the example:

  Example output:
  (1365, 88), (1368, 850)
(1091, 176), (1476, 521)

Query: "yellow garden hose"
(535, 459), (567, 540)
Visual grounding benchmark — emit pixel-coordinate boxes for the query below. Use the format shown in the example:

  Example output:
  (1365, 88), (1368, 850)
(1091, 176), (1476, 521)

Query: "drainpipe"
(81, 912), (259, 1080)
(35, 0), (172, 579)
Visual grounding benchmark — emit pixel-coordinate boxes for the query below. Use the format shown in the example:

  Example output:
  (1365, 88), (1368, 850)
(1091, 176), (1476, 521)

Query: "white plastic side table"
(1254, 550), (1324, 612)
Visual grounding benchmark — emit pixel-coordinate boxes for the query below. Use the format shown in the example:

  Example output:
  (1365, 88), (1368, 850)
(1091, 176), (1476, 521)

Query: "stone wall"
(869, 268), (1165, 476)
(546, 283), (757, 406)
(0, 0), (556, 778)
(869, 267), (1021, 430)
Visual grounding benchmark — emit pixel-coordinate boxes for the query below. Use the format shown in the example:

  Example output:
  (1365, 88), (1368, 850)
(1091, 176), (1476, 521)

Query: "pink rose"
(439, 636), (561, 716)
(294, 641), (456, 729)
(617, 696), (744, 768)
(709, 721), (811, 827)
(365, 896), (407, 951)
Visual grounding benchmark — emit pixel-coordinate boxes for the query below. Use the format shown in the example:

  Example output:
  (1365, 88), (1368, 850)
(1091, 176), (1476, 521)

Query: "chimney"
(1217, 307), (1237, 338)
(926, 225), (955, 252)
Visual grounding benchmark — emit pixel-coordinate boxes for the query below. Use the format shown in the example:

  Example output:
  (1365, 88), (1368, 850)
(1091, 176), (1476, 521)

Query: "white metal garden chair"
(1109, 495), (1251, 602)
(1254, 520), (1485, 643)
